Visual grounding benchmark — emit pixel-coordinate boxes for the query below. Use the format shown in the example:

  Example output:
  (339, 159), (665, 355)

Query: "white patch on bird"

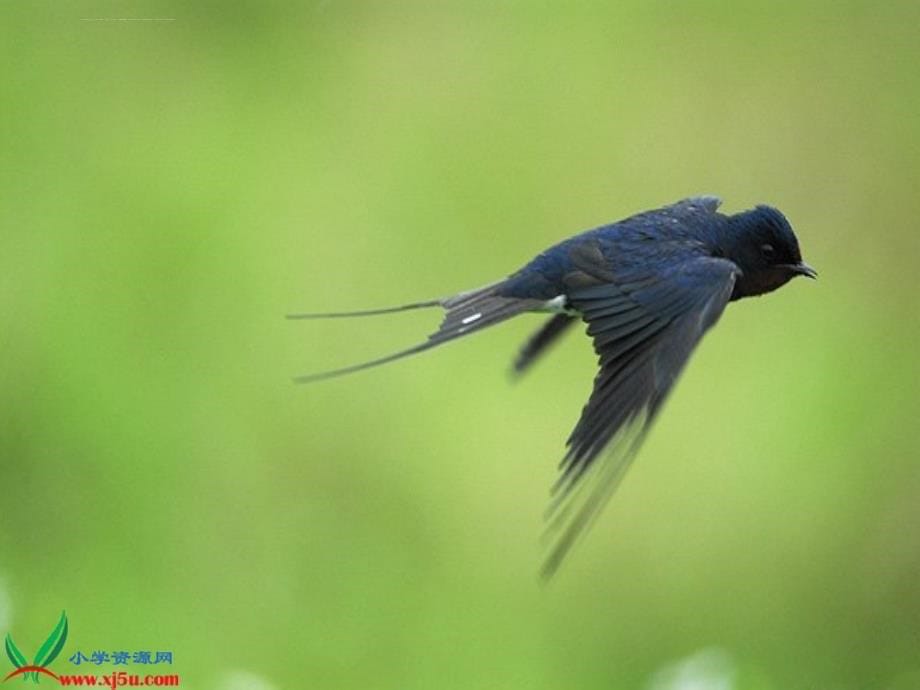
(541, 295), (576, 314)
(461, 313), (482, 324)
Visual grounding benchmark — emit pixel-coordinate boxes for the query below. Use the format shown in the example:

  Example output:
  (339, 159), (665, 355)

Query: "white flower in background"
(647, 647), (735, 690)
(217, 670), (279, 690)
(0, 576), (11, 632)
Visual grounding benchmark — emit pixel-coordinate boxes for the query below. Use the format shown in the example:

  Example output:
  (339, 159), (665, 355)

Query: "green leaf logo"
(33, 612), (67, 669)
(3, 635), (25, 671)
(3, 612), (67, 684)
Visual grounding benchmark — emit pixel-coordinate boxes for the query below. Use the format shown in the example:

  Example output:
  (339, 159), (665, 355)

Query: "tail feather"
(292, 282), (542, 383)
(286, 299), (440, 319)
(293, 340), (439, 383)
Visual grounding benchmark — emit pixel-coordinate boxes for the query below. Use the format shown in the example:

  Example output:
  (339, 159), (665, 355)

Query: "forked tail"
(290, 282), (543, 383)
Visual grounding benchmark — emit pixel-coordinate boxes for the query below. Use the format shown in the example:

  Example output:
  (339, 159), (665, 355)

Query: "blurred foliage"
(1, 2), (919, 689)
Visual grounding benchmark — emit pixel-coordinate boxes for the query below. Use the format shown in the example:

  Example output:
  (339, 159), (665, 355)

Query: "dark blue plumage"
(290, 196), (816, 577)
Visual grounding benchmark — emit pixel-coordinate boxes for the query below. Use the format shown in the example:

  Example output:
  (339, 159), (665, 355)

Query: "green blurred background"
(2, 2), (919, 689)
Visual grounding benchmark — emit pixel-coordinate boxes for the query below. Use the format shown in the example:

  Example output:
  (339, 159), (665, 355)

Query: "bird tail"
(290, 281), (543, 383)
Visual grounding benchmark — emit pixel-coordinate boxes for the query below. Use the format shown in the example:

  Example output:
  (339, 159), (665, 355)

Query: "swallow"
(290, 196), (817, 577)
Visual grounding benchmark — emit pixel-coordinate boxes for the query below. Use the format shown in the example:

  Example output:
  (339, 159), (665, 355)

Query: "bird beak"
(787, 261), (817, 279)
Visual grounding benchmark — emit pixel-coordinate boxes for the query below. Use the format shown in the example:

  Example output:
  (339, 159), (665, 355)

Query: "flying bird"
(290, 197), (816, 577)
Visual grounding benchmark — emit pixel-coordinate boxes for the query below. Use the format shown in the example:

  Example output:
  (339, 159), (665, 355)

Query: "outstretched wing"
(542, 256), (739, 577)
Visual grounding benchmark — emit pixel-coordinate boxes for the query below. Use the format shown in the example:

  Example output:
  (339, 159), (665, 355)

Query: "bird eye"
(760, 243), (775, 258)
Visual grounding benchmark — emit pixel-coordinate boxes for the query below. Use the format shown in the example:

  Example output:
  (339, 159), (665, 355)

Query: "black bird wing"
(542, 256), (739, 577)
(513, 313), (578, 375)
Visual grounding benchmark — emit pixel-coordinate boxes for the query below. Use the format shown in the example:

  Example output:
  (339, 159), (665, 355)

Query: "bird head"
(723, 205), (817, 300)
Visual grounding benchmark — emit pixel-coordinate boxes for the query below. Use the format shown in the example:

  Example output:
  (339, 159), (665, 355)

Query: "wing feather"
(542, 256), (738, 577)
(513, 314), (578, 375)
